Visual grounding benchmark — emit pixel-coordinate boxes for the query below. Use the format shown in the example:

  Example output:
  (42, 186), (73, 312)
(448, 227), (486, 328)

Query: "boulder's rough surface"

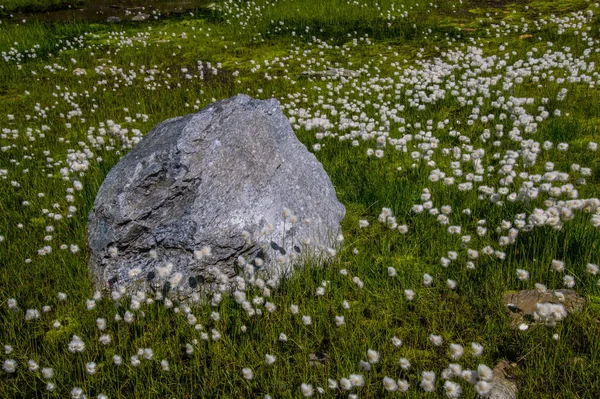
(87, 94), (345, 290)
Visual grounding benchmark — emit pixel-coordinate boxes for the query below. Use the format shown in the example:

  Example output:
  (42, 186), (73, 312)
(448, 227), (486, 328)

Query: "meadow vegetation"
(1, 0), (600, 397)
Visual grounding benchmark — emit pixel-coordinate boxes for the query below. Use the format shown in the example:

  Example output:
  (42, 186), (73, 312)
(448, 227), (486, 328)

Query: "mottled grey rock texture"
(490, 361), (517, 399)
(87, 94), (345, 290)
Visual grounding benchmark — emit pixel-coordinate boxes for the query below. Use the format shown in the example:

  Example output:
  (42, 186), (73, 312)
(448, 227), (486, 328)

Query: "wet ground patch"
(1, 0), (214, 23)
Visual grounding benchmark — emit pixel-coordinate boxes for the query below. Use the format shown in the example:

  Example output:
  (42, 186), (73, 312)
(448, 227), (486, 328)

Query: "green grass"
(1, 0), (600, 397)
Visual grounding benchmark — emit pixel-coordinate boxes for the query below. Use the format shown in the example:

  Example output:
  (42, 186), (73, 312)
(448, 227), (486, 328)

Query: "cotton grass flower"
(300, 383), (314, 397)
(2, 359), (17, 373)
(359, 360), (371, 371)
(124, 311), (134, 323)
(186, 343), (194, 354)
(71, 387), (85, 399)
(429, 334), (443, 346)
(265, 302), (276, 312)
(265, 354), (276, 365)
(327, 379), (338, 389)
(397, 379), (410, 392)
(477, 364), (493, 381)
(25, 309), (40, 321)
(96, 318), (107, 330)
(534, 303), (567, 326)
(85, 362), (97, 375)
(352, 276), (364, 288)
(398, 358), (411, 370)
(471, 342), (484, 357)
(552, 260), (565, 272)
(475, 381), (492, 395)
(130, 356), (141, 367)
(349, 374), (365, 387)
(86, 299), (96, 310)
(367, 349), (379, 364)
(42, 367), (54, 379)
(242, 367), (254, 380)
(516, 269), (529, 281)
(68, 335), (85, 353)
(449, 343), (464, 360)
(98, 334), (111, 345)
(339, 378), (352, 390)
(143, 348), (154, 360)
(563, 275), (575, 288)
(383, 377), (398, 392)
(423, 273), (433, 286)
(28, 359), (39, 372)
(444, 381), (462, 398)
(420, 371), (436, 392)
(535, 283), (547, 293)
(161, 359), (170, 371)
(113, 355), (123, 366)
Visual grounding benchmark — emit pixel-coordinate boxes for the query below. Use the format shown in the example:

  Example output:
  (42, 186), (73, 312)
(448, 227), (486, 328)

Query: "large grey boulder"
(87, 94), (345, 291)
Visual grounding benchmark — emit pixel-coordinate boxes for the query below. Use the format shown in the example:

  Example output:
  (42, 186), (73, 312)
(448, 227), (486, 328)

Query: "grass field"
(1, 0), (600, 397)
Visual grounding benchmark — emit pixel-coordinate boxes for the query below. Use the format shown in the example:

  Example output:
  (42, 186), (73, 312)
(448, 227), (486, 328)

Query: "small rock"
(309, 352), (328, 366)
(490, 361), (517, 399)
(106, 16), (121, 23)
(132, 13), (150, 22)
(503, 289), (584, 328)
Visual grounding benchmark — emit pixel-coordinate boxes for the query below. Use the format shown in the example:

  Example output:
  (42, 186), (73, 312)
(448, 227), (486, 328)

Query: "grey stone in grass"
(87, 94), (345, 291)
(503, 289), (584, 327)
(131, 13), (150, 22)
(106, 16), (121, 23)
(489, 361), (517, 399)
